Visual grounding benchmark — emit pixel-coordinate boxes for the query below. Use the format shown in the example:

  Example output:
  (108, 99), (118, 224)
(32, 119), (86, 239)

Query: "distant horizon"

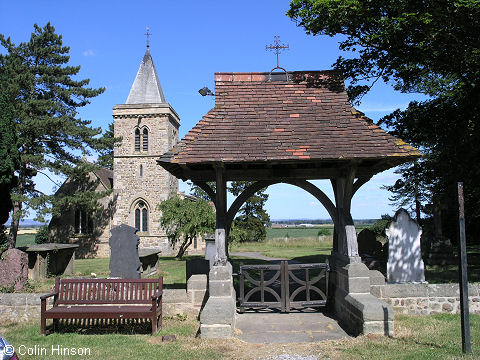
(6, 217), (384, 228)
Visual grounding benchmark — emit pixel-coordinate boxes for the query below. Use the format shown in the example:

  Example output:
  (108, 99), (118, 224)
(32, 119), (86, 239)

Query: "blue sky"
(1, 0), (424, 220)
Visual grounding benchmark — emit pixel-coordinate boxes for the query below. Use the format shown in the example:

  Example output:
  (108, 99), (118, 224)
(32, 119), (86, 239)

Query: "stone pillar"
(214, 167), (227, 265)
(200, 262), (236, 338)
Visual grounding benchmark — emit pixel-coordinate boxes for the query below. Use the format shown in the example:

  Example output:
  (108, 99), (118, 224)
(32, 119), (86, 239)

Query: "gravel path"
(230, 251), (286, 262)
(257, 355), (319, 360)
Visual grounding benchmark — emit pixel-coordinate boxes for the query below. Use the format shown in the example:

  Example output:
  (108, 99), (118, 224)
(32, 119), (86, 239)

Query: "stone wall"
(0, 275), (207, 324)
(371, 283), (480, 315)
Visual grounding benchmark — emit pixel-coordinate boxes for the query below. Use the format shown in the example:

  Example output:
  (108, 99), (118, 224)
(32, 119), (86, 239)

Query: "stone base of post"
(329, 252), (394, 336)
(200, 262), (236, 338)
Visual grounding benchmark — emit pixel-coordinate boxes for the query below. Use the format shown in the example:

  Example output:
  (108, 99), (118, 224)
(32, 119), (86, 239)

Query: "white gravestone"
(386, 209), (425, 283)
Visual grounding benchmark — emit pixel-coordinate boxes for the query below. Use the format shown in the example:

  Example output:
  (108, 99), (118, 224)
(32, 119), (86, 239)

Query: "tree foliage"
(96, 121), (121, 170)
(0, 58), (20, 246)
(229, 181), (270, 242)
(0, 23), (107, 248)
(159, 195), (215, 258)
(35, 225), (49, 244)
(288, 0), (480, 240)
(188, 181), (271, 242)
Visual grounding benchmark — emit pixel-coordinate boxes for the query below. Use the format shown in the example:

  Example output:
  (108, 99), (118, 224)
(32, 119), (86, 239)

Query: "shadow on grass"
(47, 319), (155, 336)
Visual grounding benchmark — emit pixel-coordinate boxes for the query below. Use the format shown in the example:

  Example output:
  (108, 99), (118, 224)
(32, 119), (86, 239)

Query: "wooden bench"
(40, 277), (163, 335)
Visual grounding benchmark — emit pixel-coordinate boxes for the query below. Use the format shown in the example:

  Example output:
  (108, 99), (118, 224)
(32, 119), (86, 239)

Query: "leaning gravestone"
(386, 209), (425, 283)
(109, 224), (141, 279)
(0, 248), (28, 291)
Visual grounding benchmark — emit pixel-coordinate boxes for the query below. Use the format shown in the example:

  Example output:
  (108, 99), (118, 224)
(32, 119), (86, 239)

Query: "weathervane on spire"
(145, 27), (152, 48)
(266, 35), (289, 72)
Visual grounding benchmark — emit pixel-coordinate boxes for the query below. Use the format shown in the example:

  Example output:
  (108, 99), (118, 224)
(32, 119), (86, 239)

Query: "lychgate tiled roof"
(159, 71), (420, 180)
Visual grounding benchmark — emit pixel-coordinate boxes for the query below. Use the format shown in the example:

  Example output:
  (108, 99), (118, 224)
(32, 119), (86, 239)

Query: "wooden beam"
(226, 180), (276, 232)
(352, 176), (372, 197)
(192, 181), (216, 203)
(214, 166), (227, 265)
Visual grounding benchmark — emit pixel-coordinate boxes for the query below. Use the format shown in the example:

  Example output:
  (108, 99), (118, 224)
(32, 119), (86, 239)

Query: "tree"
(96, 121), (120, 170)
(0, 49), (20, 253)
(188, 181), (271, 242)
(159, 195), (216, 258)
(229, 181), (270, 242)
(187, 181), (216, 202)
(288, 0), (480, 240)
(0, 23), (106, 248)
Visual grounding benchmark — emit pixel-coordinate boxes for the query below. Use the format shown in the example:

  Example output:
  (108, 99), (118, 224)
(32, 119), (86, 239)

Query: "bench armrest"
(151, 290), (163, 300)
(40, 292), (58, 300)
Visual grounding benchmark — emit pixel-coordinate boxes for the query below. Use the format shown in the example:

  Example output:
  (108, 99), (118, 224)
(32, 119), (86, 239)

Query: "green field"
(266, 224), (371, 239)
(15, 233), (36, 247)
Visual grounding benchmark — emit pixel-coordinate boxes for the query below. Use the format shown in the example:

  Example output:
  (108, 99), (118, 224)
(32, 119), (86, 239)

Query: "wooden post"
(215, 166), (227, 265)
(332, 174), (359, 258)
(457, 182), (471, 354)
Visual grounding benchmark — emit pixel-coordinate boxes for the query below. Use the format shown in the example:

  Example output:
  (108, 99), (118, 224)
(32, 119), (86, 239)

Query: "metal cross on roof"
(266, 35), (289, 70)
(145, 27), (152, 48)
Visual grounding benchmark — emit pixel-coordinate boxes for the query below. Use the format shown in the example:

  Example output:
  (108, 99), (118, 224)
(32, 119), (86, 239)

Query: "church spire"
(126, 45), (166, 104)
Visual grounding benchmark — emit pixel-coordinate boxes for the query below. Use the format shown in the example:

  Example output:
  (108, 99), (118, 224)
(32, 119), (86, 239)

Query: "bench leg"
(41, 315), (46, 335)
(53, 319), (59, 332)
(152, 316), (157, 335)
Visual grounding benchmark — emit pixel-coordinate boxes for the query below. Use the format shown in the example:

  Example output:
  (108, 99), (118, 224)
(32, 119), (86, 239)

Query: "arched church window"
(143, 128), (148, 151)
(134, 128), (140, 151)
(134, 201), (148, 232)
(74, 208), (93, 234)
(142, 207), (148, 232)
(139, 164), (143, 177)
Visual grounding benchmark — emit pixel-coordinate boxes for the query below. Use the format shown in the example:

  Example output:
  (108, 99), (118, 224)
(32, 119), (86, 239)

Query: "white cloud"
(82, 49), (95, 57)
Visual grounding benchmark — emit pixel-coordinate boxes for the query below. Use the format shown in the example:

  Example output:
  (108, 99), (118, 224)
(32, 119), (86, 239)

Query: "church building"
(49, 46), (180, 257)
(112, 46), (180, 249)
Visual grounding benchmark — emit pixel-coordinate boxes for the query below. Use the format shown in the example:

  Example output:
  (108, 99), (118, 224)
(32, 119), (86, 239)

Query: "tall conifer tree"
(0, 23), (106, 248)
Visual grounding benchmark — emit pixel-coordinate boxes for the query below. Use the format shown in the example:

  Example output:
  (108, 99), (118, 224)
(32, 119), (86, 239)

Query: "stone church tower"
(112, 47), (180, 250)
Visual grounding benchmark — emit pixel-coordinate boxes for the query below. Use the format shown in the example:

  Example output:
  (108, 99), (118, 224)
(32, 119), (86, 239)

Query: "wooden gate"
(238, 261), (329, 313)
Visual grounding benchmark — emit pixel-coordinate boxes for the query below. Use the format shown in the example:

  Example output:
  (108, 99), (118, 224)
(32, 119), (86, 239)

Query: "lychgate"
(158, 70), (420, 338)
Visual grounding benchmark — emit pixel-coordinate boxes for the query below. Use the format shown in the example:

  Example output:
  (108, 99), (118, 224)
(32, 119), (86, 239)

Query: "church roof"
(158, 71), (420, 181)
(126, 48), (166, 104)
(94, 168), (113, 190)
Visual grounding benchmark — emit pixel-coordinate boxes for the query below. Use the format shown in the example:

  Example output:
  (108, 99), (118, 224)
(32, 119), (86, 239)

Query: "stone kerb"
(200, 263), (236, 339)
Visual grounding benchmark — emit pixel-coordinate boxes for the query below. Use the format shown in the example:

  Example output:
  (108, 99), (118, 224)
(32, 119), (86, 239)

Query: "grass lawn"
(231, 237), (333, 261)
(15, 233), (37, 247)
(1, 314), (478, 359)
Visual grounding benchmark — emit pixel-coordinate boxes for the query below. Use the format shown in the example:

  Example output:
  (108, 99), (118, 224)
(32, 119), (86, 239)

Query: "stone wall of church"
(112, 104), (179, 251)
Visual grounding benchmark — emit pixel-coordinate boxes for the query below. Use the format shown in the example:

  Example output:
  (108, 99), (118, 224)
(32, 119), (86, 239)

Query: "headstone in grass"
(357, 229), (383, 258)
(0, 248), (28, 291)
(386, 209), (425, 283)
(109, 224), (141, 279)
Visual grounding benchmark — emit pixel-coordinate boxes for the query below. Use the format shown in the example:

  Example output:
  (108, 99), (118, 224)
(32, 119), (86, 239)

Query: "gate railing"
(238, 261), (329, 313)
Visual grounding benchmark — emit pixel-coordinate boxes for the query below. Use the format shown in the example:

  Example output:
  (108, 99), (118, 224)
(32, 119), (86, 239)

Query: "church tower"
(112, 46), (180, 250)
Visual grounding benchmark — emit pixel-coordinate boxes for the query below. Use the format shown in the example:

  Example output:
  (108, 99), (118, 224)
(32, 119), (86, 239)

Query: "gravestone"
(386, 209), (425, 283)
(204, 235), (215, 269)
(357, 228), (383, 258)
(0, 249), (28, 291)
(109, 224), (141, 279)
(425, 197), (456, 265)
